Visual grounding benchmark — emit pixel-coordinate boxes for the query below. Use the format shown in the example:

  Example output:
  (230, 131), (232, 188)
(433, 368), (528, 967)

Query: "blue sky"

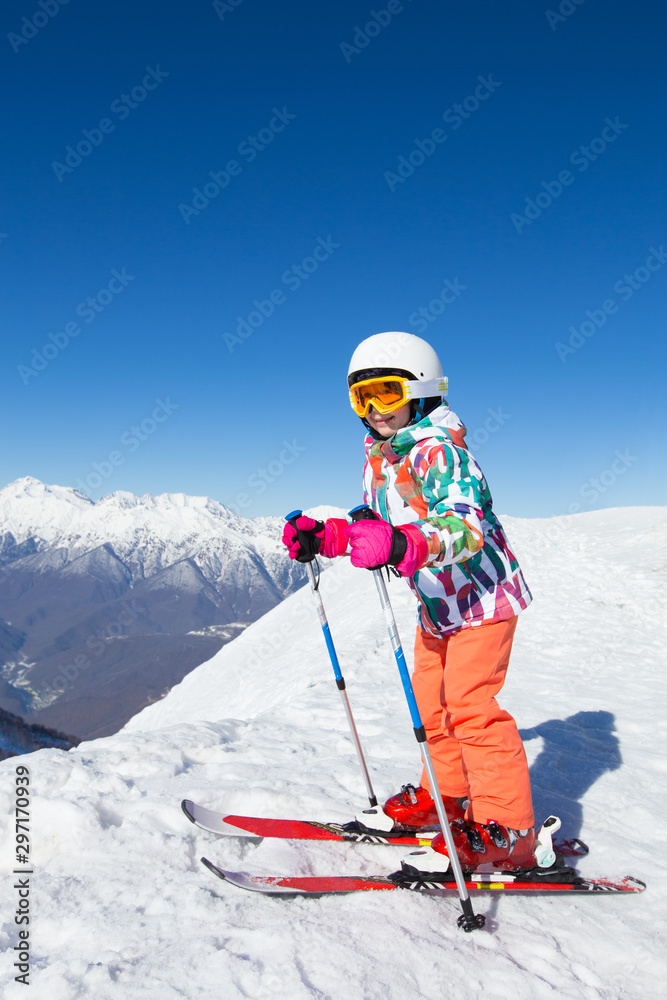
(1, 0), (665, 519)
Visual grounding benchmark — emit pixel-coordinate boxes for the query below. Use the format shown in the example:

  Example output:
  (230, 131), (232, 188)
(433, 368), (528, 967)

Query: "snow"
(0, 475), (305, 604)
(1, 506), (666, 1000)
(0, 476), (286, 562)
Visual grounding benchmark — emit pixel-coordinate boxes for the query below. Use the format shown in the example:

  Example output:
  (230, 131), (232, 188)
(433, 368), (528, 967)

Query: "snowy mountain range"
(0, 477), (306, 741)
(0, 505), (664, 999)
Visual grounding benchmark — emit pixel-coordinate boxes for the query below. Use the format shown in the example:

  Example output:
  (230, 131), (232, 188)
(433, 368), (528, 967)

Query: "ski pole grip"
(284, 509), (322, 564)
(348, 504), (379, 522)
(348, 505), (407, 571)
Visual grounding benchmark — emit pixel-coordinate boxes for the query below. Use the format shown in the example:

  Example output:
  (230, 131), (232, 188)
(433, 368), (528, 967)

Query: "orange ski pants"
(413, 616), (534, 830)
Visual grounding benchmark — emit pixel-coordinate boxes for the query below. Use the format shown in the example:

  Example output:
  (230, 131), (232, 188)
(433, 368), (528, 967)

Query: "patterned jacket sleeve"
(411, 441), (488, 566)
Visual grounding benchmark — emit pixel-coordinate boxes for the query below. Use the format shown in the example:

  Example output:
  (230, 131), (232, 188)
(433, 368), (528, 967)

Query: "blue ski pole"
(349, 505), (485, 932)
(285, 511), (377, 808)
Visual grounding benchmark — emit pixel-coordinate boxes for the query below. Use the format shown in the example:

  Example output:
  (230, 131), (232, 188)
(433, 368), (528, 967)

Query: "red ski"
(182, 799), (588, 856)
(200, 857), (646, 896)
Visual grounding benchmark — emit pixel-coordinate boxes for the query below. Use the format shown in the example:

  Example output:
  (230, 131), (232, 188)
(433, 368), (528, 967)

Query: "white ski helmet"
(347, 332), (447, 428)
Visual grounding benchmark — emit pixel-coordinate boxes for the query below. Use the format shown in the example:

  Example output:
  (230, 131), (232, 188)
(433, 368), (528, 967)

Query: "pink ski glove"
(282, 515), (348, 563)
(345, 519), (428, 575)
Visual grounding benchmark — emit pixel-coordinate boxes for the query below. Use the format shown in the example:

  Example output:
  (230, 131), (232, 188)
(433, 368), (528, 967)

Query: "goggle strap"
(350, 376), (448, 397)
(400, 377), (448, 399)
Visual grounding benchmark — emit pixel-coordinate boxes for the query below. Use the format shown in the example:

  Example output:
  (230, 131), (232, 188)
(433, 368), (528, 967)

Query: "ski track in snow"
(1, 507), (665, 1000)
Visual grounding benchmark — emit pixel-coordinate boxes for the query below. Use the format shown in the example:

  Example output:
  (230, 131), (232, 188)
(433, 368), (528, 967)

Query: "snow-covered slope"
(0, 507), (665, 1000)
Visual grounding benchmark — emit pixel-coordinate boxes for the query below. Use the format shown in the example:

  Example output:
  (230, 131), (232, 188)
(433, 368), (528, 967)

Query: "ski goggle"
(349, 375), (448, 418)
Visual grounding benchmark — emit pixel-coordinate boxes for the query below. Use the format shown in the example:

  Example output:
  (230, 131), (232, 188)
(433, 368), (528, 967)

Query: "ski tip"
(201, 856), (227, 882)
(181, 799), (196, 824)
(200, 858), (291, 894)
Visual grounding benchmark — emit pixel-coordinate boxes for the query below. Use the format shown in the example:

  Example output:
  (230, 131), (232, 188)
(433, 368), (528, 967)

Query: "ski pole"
(349, 505), (485, 932)
(285, 511), (378, 808)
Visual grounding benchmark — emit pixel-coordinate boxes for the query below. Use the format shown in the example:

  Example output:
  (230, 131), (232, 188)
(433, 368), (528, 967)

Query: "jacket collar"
(365, 404), (466, 462)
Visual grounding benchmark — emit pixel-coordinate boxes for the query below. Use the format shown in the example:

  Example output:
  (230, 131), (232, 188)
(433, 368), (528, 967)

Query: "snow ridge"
(0, 505), (665, 1000)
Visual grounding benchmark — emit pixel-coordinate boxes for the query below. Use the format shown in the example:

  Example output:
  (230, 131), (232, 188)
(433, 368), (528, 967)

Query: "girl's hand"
(282, 515), (348, 562)
(346, 519), (428, 575)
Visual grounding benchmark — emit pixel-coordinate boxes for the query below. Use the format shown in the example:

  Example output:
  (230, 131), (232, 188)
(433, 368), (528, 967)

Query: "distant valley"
(0, 478), (305, 741)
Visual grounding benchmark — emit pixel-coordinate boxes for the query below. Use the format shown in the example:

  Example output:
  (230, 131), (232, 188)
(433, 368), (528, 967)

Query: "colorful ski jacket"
(361, 404), (532, 636)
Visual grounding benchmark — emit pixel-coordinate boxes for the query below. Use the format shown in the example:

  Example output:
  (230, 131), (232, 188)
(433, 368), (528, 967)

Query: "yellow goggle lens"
(349, 378), (408, 417)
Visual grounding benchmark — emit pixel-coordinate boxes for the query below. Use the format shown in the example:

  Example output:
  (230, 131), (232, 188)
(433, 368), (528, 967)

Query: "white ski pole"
(286, 511), (377, 808)
(349, 505), (485, 932)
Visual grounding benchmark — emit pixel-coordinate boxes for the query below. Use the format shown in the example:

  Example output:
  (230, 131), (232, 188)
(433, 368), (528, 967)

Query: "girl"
(283, 332), (536, 871)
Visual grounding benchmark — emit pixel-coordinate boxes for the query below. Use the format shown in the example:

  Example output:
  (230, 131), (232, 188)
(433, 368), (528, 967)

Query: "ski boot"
(400, 815), (576, 881)
(401, 819), (536, 876)
(384, 784), (468, 827)
(351, 784), (467, 835)
(354, 785), (468, 834)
